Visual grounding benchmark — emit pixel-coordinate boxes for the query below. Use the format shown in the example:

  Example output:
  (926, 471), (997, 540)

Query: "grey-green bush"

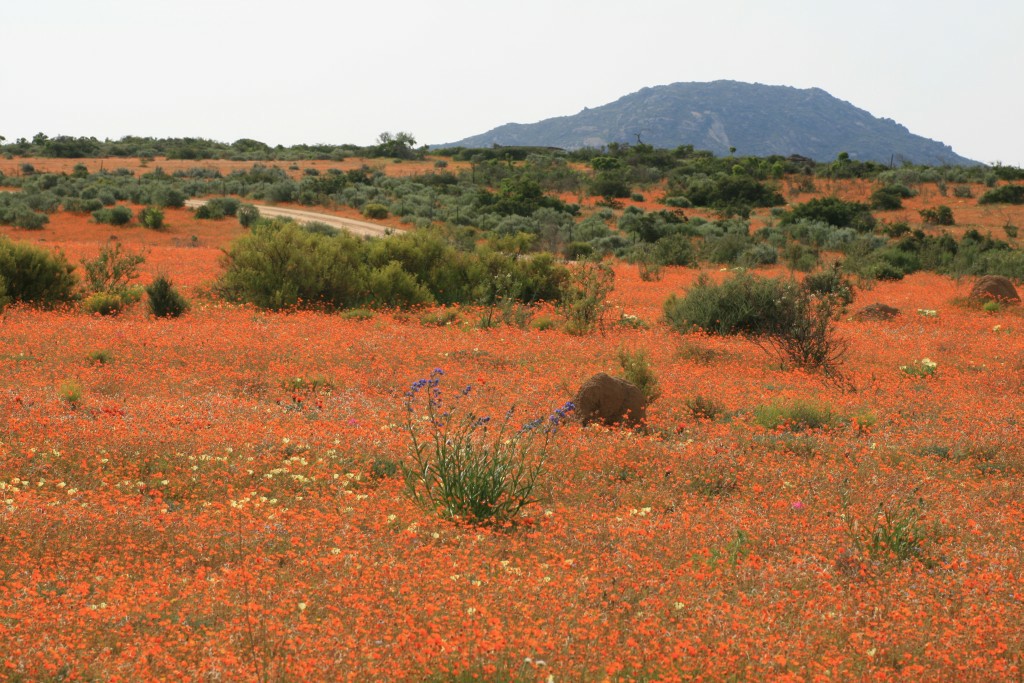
(138, 206), (165, 230)
(92, 205), (133, 226)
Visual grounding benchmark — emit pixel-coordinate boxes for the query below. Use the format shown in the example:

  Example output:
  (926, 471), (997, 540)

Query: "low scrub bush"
(149, 186), (186, 208)
(665, 272), (849, 377)
(663, 272), (790, 336)
(919, 205), (954, 225)
(146, 275), (189, 318)
(0, 238), (78, 306)
(617, 347), (661, 403)
(138, 206), (165, 230)
(83, 291), (127, 315)
(91, 205), (133, 226)
(237, 204), (260, 227)
(11, 206), (49, 230)
(870, 185), (911, 210)
(81, 243), (144, 296)
(803, 263), (854, 307)
(559, 262), (614, 335)
(780, 197), (876, 232)
(363, 203), (389, 219)
(978, 184), (1024, 205)
(196, 197), (241, 219)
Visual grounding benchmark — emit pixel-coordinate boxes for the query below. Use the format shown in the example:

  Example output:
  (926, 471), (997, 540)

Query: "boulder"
(572, 372), (646, 428)
(852, 303), (901, 321)
(969, 275), (1020, 303)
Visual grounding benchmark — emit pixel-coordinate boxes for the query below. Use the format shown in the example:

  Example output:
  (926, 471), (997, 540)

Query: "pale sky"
(3, 0), (1022, 166)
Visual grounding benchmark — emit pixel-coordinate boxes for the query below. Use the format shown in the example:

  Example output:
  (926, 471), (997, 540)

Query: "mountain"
(438, 80), (978, 166)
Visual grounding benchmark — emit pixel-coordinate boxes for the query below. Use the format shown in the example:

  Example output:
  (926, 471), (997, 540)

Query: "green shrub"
(218, 219), (370, 310)
(149, 186), (186, 208)
(663, 272), (790, 336)
(757, 284), (849, 376)
(81, 243), (144, 295)
(194, 203), (224, 219)
(146, 275), (189, 318)
(13, 207), (49, 230)
(617, 347), (661, 403)
(237, 204), (260, 227)
(919, 205), (954, 225)
(301, 221), (337, 236)
(219, 218), (568, 312)
(803, 262), (854, 307)
(781, 197), (876, 232)
(83, 291), (127, 315)
(137, 206), (165, 230)
(91, 205), (133, 226)
(665, 272), (848, 377)
(682, 174), (785, 210)
(0, 238), (78, 306)
(367, 261), (434, 308)
(978, 184), (1024, 205)
(870, 185), (907, 210)
(363, 203), (389, 219)
(196, 197), (241, 219)
(559, 262), (614, 335)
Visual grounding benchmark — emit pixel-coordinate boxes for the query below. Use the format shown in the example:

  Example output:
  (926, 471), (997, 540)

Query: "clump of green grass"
(685, 394), (726, 421)
(420, 309), (460, 326)
(841, 489), (929, 565)
(753, 398), (841, 431)
(59, 380), (83, 407)
(87, 349), (113, 365)
(341, 308), (374, 321)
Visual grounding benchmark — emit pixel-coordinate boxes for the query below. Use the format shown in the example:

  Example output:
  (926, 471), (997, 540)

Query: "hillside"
(440, 80), (978, 166)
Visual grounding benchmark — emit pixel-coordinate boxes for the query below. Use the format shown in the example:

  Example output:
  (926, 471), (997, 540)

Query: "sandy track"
(184, 199), (395, 238)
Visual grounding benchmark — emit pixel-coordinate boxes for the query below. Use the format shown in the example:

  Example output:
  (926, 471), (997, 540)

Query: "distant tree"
(374, 131), (418, 160)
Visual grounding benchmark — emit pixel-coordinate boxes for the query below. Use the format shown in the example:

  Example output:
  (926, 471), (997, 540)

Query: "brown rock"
(852, 303), (901, 321)
(572, 372), (647, 428)
(969, 275), (1020, 303)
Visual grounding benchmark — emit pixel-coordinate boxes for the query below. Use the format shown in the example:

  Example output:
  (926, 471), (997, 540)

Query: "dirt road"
(184, 199), (395, 238)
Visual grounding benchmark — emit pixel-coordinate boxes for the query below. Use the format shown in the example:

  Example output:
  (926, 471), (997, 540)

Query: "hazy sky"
(3, 0), (1022, 165)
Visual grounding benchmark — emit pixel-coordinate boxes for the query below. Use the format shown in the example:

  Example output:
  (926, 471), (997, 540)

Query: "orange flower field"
(1, 171), (1024, 681)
